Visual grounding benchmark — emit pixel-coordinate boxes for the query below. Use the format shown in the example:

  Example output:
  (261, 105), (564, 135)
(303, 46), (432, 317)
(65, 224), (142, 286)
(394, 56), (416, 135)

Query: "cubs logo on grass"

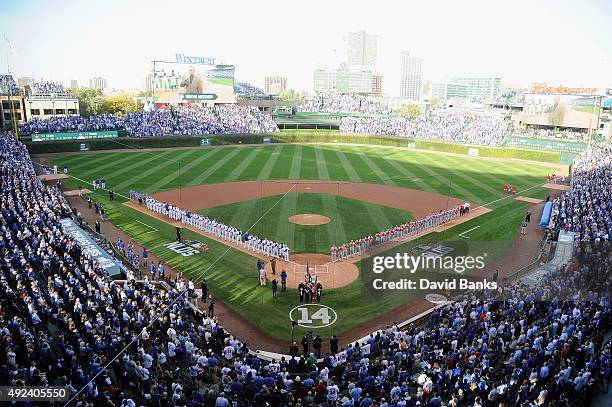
(289, 304), (337, 328)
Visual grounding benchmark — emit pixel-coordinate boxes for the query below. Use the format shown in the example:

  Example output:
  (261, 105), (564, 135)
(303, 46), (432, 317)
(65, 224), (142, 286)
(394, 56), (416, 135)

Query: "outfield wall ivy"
(25, 132), (561, 163)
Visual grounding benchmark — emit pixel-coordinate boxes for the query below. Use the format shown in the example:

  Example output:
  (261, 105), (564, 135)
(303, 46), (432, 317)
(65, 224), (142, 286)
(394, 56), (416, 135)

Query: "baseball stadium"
(33, 140), (562, 342)
(4, 91), (611, 406)
(1, 1), (611, 405)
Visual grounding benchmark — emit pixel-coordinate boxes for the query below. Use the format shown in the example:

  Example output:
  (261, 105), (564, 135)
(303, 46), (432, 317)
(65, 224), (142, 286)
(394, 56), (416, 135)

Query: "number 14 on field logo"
(289, 304), (337, 328)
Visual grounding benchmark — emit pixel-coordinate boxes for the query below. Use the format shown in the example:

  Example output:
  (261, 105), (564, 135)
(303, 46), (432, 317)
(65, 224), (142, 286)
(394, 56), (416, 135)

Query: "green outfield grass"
(199, 193), (412, 254)
(46, 144), (563, 341)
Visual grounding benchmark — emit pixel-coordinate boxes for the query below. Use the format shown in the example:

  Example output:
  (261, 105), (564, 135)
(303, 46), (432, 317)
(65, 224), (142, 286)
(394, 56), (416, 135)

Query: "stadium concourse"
(1, 130), (611, 406)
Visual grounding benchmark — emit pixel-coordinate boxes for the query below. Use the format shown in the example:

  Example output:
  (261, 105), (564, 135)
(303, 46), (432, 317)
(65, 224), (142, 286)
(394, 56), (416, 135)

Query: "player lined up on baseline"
(330, 203), (470, 261)
(129, 191), (290, 260)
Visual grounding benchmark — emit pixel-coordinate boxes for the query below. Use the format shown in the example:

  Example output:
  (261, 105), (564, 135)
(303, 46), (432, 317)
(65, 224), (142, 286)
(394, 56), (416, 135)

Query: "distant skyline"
(1, 0), (611, 95)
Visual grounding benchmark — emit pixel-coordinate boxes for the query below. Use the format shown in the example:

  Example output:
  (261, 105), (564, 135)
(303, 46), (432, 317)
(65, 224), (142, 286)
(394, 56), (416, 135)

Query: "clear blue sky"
(2, 0), (611, 94)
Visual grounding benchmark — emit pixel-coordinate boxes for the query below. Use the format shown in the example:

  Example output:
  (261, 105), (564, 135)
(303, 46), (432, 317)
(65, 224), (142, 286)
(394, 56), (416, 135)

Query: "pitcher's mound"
(288, 214), (331, 226)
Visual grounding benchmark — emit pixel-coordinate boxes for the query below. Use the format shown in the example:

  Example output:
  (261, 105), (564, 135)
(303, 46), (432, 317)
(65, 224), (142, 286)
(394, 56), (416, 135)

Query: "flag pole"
(4, 35), (19, 140)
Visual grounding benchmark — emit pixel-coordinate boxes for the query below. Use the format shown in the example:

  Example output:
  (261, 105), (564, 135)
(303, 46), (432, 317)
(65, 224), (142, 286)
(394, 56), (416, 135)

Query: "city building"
(313, 63), (373, 94)
(89, 76), (107, 91)
(0, 74), (25, 131)
(264, 76), (287, 95)
(399, 51), (423, 101)
(0, 95), (26, 131)
(448, 76), (501, 100)
(143, 74), (154, 94)
(24, 95), (80, 123)
(347, 30), (378, 67)
(370, 74), (383, 97)
(70, 79), (79, 88)
(422, 80), (432, 100)
(431, 82), (468, 100)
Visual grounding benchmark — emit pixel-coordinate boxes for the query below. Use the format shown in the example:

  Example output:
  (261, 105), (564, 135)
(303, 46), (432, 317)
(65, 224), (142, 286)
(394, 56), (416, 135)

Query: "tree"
(98, 94), (142, 115)
(278, 89), (305, 103)
(428, 98), (441, 108)
(69, 87), (103, 116)
(398, 103), (422, 119)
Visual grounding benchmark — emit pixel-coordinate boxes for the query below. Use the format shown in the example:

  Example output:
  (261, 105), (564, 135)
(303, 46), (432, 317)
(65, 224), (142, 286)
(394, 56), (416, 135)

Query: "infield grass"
(45, 143), (563, 341)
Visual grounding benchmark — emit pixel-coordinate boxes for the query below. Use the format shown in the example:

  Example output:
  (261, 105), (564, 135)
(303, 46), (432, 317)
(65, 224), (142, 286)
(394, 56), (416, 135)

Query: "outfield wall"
(25, 131), (562, 163)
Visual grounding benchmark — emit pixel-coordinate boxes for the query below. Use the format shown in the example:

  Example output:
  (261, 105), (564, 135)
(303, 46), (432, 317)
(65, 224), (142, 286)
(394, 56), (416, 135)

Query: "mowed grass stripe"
(225, 147), (264, 182)
(228, 199), (261, 231)
(269, 145), (295, 179)
(257, 145), (284, 180)
(417, 156), (494, 203)
(299, 146), (319, 180)
(187, 147), (242, 186)
(142, 149), (213, 192)
(111, 150), (181, 192)
(349, 147), (397, 186)
(388, 151), (454, 191)
(67, 152), (149, 180)
(178, 147), (224, 181)
(237, 146), (273, 181)
(433, 157), (501, 198)
(274, 192), (298, 247)
(381, 152), (438, 192)
(205, 147), (257, 184)
(334, 149), (362, 182)
(313, 146), (330, 180)
(321, 194), (347, 245)
(410, 154), (484, 203)
(114, 150), (195, 193)
(59, 152), (134, 175)
(289, 145), (303, 179)
(485, 161), (547, 187)
(320, 147), (350, 181)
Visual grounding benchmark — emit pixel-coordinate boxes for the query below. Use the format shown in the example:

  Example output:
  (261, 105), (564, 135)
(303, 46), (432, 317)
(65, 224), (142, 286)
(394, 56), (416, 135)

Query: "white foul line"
(458, 225), (481, 239)
(133, 219), (158, 232)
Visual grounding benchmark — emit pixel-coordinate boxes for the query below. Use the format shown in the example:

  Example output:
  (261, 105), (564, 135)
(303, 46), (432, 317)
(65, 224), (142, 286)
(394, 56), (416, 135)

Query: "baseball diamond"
(40, 142), (564, 344)
(4, 3), (611, 405)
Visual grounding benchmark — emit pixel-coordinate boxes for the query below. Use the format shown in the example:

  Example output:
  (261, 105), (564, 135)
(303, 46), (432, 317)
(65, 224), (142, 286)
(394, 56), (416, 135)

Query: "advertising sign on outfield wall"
(31, 130), (119, 142)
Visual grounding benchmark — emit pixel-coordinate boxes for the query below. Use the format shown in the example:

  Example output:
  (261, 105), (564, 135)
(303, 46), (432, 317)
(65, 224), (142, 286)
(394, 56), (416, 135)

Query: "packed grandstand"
(340, 110), (512, 146)
(19, 105), (279, 136)
(13, 88), (603, 145)
(1, 122), (610, 406)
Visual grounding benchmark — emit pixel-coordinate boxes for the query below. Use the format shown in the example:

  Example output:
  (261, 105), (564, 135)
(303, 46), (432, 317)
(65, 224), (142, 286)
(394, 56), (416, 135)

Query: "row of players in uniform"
(330, 204), (467, 261)
(129, 191), (290, 260)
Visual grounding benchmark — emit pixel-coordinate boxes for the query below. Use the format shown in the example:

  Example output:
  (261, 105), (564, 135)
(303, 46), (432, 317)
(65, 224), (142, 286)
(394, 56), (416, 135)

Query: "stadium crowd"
(0, 74), (20, 95)
(297, 93), (390, 115)
(19, 105), (279, 136)
(1, 133), (610, 407)
(129, 191), (290, 261)
(22, 114), (127, 133)
(340, 110), (511, 146)
(331, 204), (468, 261)
(30, 80), (73, 96)
(548, 144), (612, 241)
(234, 82), (270, 100)
(514, 128), (590, 142)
